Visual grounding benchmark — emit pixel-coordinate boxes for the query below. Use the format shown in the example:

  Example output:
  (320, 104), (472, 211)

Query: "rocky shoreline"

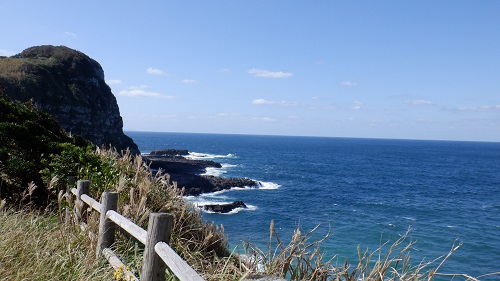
(143, 149), (258, 196)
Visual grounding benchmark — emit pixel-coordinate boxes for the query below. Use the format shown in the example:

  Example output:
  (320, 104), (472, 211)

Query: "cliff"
(0, 45), (139, 154)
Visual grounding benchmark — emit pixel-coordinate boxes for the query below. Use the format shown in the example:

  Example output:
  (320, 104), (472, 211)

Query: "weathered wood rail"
(71, 180), (204, 281)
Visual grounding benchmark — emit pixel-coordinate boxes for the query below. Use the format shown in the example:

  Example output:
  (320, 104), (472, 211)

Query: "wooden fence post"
(141, 213), (173, 281)
(96, 192), (118, 258)
(75, 180), (90, 223)
(67, 176), (76, 192)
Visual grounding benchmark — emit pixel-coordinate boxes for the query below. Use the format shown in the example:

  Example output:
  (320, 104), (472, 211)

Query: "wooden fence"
(71, 180), (205, 281)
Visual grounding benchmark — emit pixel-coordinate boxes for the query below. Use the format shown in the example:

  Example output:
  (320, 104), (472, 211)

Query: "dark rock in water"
(149, 149), (189, 157)
(162, 172), (257, 196)
(143, 149), (258, 195)
(144, 156), (221, 174)
(201, 175), (256, 192)
(203, 201), (247, 213)
(0, 45), (139, 154)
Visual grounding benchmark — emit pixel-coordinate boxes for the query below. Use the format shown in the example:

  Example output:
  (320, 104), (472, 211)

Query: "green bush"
(0, 95), (94, 205)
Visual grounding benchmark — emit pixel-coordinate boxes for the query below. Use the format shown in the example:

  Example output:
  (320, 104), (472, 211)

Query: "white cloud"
(219, 68), (231, 73)
(409, 99), (433, 105)
(106, 79), (122, 85)
(0, 49), (15, 56)
(251, 99), (298, 106)
(252, 99), (274, 105)
(181, 79), (198, 84)
(253, 117), (277, 122)
(278, 101), (299, 106)
(340, 81), (357, 86)
(248, 68), (293, 78)
(64, 31), (77, 37)
(457, 104), (500, 112)
(119, 85), (174, 99)
(146, 67), (167, 76)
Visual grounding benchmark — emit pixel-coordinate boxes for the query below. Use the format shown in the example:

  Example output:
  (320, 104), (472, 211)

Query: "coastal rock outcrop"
(143, 150), (258, 195)
(146, 156), (222, 175)
(202, 201), (247, 213)
(0, 45), (139, 154)
(149, 149), (189, 157)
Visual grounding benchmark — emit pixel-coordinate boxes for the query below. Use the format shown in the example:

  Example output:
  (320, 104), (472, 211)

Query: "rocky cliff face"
(0, 45), (139, 154)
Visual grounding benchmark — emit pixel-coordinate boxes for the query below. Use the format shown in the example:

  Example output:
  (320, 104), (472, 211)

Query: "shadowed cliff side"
(0, 45), (139, 154)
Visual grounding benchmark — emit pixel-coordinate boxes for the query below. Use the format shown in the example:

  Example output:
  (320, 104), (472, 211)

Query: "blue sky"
(1, 1), (499, 142)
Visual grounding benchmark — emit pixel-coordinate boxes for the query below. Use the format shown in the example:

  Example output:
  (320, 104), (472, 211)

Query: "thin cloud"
(64, 31), (77, 37)
(278, 101), (299, 106)
(352, 101), (363, 110)
(252, 99), (274, 105)
(253, 116), (277, 122)
(0, 49), (15, 56)
(181, 79), (198, 84)
(215, 113), (233, 117)
(106, 79), (122, 85)
(251, 99), (298, 106)
(409, 99), (433, 105)
(119, 85), (174, 99)
(340, 81), (357, 86)
(457, 104), (500, 112)
(146, 67), (167, 76)
(248, 68), (293, 78)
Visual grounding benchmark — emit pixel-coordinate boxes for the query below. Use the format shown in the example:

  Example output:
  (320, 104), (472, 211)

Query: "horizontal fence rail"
(106, 210), (148, 245)
(71, 180), (204, 281)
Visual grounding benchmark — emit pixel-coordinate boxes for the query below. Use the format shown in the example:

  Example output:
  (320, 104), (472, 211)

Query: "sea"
(127, 131), (500, 279)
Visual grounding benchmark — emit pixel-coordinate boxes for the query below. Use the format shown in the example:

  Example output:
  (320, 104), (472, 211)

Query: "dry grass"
(86, 147), (234, 280)
(241, 222), (499, 281)
(0, 207), (113, 281)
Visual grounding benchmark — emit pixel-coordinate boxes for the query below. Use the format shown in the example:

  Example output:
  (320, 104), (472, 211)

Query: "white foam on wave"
(185, 152), (235, 160)
(201, 163), (238, 177)
(202, 167), (226, 177)
(203, 181), (282, 194)
(256, 181), (281, 190)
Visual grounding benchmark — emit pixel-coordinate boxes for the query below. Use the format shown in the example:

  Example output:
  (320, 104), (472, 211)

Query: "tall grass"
(84, 147), (236, 280)
(0, 208), (113, 281)
(241, 222), (499, 281)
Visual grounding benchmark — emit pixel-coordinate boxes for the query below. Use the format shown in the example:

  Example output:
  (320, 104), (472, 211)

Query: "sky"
(1, 1), (500, 142)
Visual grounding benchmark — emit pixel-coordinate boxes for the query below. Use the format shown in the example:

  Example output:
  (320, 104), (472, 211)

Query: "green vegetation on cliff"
(0, 94), (93, 204)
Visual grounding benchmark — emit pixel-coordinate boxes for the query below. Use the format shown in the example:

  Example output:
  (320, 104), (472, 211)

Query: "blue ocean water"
(128, 131), (500, 278)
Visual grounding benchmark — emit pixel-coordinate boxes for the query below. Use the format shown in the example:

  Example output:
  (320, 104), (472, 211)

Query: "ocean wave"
(202, 167), (227, 177)
(200, 181), (281, 195)
(256, 181), (281, 189)
(201, 163), (238, 177)
(185, 152), (235, 160)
